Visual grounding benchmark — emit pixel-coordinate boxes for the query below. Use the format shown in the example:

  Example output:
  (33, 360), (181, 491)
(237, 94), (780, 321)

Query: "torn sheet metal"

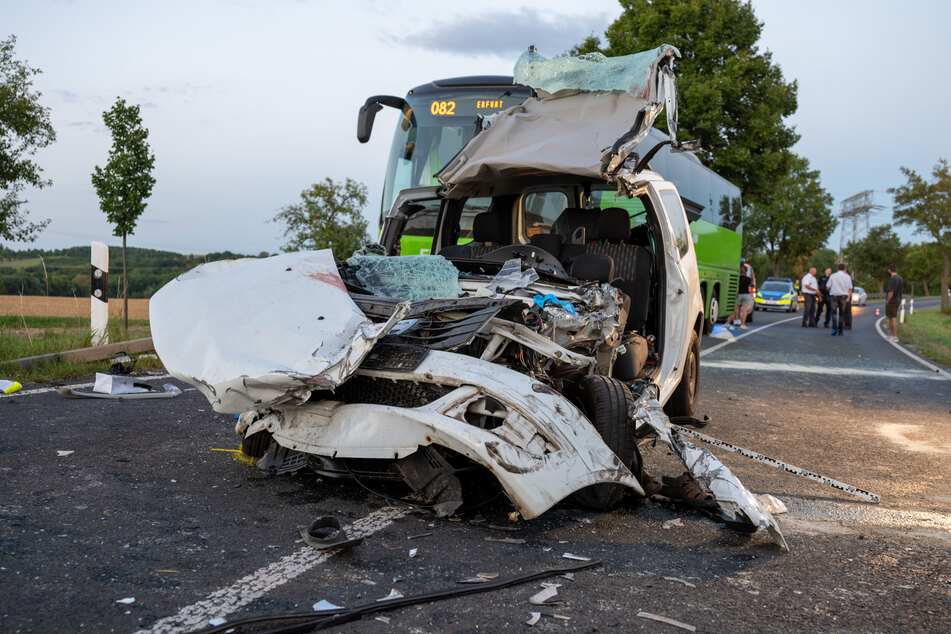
(241, 350), (644, 519)
(634, 397), (788, 550)
(150, 250), (409, 414)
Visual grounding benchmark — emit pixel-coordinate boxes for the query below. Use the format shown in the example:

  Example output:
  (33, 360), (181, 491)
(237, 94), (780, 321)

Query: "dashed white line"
(137, 505), (410, 634)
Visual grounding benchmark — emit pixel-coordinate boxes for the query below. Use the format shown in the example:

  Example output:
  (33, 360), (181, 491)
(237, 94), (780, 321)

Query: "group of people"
(731, 259), (905, 341)
(800, 264), (853, 335)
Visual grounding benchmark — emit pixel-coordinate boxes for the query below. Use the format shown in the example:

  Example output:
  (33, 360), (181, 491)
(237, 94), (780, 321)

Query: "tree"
(903, 242), (942, 296)
(0, 35), (55, 243)
(271, 177), (369, 260)
(888, 158), (951, 312)
(91, 97), (156, 328)
(843, 225), (904, 293)
(741, 154), (835, 276)
(573, 0), (799, 206)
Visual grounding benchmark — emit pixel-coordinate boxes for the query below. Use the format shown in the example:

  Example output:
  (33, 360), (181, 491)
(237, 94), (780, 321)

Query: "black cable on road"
(189, 560), (600, 634)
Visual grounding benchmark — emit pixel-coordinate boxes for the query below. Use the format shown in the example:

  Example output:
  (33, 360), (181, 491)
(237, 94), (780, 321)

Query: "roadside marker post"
(91, 241), (109, 345)
(909, 298), (914, 315)
(899, 298), (906, 324)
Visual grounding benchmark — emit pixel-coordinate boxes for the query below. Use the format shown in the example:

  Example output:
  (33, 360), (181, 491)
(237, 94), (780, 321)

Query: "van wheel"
(703, 292), (719, 334)
(571, 376), (640, 510)
(665, 331), (699, 418)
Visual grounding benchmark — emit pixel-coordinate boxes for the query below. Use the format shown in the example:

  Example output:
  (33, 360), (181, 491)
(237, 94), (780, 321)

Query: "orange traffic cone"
(875, 307), (880, 317)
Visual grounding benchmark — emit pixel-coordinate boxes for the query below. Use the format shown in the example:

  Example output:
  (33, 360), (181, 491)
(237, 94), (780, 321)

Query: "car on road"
(852, 286), (868, 306)
(151, 45), (709, 519)
(754, 278), (799, 313)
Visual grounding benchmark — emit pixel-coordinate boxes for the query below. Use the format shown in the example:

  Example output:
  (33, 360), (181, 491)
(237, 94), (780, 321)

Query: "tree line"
(0, 246), (262, 298)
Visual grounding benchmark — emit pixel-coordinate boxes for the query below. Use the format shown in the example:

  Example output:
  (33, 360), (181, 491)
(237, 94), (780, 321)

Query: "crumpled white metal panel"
(150, 250), (406, 414)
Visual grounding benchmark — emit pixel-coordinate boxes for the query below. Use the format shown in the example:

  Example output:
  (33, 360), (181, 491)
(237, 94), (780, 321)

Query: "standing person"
(816, 267), (832, 327)
(735, 264), (754, 330)
(885, 264), (903, 342)
(843, 268), (854, 330)
(827, 263), (853, 336)
(741, 257), (756, 290)
(801, 267), (820, 327)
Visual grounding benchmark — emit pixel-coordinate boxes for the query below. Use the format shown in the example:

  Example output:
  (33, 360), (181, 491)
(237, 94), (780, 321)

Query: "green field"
(898, 307), (951, 368)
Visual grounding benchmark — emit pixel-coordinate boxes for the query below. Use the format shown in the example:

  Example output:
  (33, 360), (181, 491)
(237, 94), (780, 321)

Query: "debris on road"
(526, 611), (542, 625)
(637, 611), (696, 631)
(662, 518), (684, 529)
(485, 537), (526, 544)
(408, 548), (418, 558)
(0, 380), (22, 395)
(207, 617), (227, 626)
(376, 589), (404, 602)
(672, 424), (881, 503)
(56, 450), (74, 457)
(756, 494), (789, 515)
(115, 597), (135, 605)
(298, 516), (364, 551)
(528, 583), (563, 605)
(664, 576), (697, 588)
(313, 599), (344, 611)
(562, 553), (591, 561)
(56, 374), (181, 400)
(407, 532), (433, 540)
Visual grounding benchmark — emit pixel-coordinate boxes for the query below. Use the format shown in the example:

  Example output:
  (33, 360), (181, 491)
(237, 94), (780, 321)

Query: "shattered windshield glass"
(346, 254), (462, 300)
(514, 45), (680, 98)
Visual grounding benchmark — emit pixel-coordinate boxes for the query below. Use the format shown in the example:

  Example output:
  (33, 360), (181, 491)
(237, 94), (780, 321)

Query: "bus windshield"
(381, 86), (530, 216)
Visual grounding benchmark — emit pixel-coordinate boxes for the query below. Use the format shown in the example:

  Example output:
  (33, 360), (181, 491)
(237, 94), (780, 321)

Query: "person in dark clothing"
(885, 264), (904, 341)
(816, 267), (832, 327)
(734, 266), (754, 329)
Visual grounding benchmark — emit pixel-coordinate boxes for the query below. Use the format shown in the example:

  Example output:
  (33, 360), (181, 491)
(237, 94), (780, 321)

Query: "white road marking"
(701, 315), (802, 358)
(0, 374), (174, 399)
(783, 497), (951, 532)
(137, 505), (410, 634)
(878, 423), (951, 454)
(701, 358), (947, 380)
(875, 315), (951, 381)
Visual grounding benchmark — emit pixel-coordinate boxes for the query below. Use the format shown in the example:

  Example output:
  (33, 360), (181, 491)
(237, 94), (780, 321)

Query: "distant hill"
(0, 245), (266, 298)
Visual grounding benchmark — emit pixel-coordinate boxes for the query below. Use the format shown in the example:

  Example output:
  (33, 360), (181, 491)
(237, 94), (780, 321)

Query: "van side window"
(522, 191), (569, 238)
(658, 189), (691, 257)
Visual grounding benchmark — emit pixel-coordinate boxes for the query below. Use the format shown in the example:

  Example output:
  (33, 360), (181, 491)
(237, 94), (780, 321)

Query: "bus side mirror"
(357, 95), (407, 143)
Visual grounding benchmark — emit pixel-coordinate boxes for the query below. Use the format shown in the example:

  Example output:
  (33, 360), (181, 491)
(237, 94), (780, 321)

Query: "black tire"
(242, 429), (273, 458)
(702, 290), (719, 334)
(571, 376), (640, 510)
(665, 330), (700, 418)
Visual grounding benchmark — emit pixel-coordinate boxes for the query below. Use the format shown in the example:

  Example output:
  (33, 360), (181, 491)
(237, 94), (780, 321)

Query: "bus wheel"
(703, 292), (719, 334)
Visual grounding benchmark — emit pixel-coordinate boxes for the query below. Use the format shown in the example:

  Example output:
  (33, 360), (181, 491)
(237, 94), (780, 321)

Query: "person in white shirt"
(800, 267), (819, 327)
(826, 263), (853, 336)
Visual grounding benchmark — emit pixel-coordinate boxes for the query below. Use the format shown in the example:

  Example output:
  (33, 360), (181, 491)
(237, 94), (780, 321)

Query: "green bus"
(358, 76), (742, 332)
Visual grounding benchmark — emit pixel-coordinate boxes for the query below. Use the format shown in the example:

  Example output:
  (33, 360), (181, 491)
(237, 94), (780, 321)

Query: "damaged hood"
(438, 45), (681, 198)
(150, 250), (406, 414)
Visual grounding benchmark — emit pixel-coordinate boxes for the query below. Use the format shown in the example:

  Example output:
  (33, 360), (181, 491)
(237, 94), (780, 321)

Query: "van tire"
(665, 331), (699, 418)
(571, 376), (640, 510)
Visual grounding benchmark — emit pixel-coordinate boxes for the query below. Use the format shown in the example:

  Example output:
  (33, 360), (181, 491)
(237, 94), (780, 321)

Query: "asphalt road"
(2, 297), (949, 633)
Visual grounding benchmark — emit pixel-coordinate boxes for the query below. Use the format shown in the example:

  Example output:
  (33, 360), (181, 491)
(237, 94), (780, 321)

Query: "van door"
(646, 181), (702, 402)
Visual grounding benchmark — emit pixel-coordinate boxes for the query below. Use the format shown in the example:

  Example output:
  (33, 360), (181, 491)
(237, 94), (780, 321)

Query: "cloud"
(67, 121), (95, 128)
(392, 8), (609, 57)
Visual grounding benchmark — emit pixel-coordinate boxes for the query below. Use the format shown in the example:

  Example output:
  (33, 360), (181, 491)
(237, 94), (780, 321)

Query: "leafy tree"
(888, 158), (951, 312)
(903, 242), (942, 296)
(0, 35), (55, 243)
(741, 154), (835, 276)
(271, 177), (370, 260)
(843, 224), (904, 293)
(91, 98), (156, 328)
(573, 0), (799, 206)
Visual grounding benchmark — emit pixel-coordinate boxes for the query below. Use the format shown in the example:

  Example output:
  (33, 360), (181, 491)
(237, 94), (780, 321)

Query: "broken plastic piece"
(532, 294), (576, 315)
(115, 597), (135, 605)
(313, 599), (344, 612)
(526, 612), (542, 626)
(662, 518), (684, 529)
(485, 258), (539, 294)
(408, 548), (418, 558)
(376, 589), (404, 602)
(485, 537), (525, 544)
(528, 583), (562, 605)
(756, 494), (789, 515)
(347, 254), (461, 300)
(0, 380), (22, 395)
(562, 553), (590, 561)
(298, 516), (364, 551)
(637, 611), (696, 632)
(207, 617), (227, 626)
(56, 450), (74, 457)
(56, 382), (181, 400)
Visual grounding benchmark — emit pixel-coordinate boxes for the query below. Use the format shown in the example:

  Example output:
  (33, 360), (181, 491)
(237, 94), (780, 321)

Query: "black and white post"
(91, 241), (109, 345)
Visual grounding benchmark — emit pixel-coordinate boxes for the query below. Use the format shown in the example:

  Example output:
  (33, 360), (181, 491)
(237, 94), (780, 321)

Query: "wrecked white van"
(150, 46), (786, 547)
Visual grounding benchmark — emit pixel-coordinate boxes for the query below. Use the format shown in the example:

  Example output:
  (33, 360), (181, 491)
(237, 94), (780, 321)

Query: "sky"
(4, 0), (950, 256)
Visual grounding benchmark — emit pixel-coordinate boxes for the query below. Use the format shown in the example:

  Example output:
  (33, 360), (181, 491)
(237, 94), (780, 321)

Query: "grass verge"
(897, 307), (951, 368)
(0, 318), (162, 383)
